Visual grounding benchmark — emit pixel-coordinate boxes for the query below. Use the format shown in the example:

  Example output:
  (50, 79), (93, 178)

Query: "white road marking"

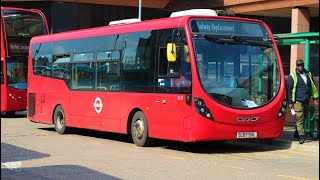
(1, 161), (22, 171)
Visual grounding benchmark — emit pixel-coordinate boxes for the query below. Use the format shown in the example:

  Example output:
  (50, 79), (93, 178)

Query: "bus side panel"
(98, 93), (122, 133)
(28, 77), (69, 124)
(6, 87), (27, 111)
(1, 20), (8, 112)
(67, 91), (100, 130)
(43, 91), (70, 125)
(120, 93), (158, 134)
(121, 93), (192, 141)
(1, 84), (8, 112)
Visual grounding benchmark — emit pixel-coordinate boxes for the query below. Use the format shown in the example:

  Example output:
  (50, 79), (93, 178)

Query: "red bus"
(1, 6), (49, 116)
(27, 9), (287, 146)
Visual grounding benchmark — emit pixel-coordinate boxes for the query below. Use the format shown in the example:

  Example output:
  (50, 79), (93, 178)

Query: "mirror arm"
(171, 29), (181, 54)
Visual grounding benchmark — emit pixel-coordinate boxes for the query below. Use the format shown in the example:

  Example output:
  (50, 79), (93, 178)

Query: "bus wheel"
(131, 111), (153, 147)
(6, 111), (16, 117)
(54, 105), (69, 134)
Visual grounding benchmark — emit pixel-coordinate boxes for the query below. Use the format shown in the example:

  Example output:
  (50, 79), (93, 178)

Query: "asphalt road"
(1, 112), (319, 180)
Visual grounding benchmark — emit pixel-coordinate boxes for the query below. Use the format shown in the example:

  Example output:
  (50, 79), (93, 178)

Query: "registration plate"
(237, 132), (257, 138)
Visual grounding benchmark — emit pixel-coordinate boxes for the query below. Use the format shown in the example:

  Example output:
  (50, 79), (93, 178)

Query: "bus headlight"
(277, 99), (287, 119)
(195, 97), (213, 120)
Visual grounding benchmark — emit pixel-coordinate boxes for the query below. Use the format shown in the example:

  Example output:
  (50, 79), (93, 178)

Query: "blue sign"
(190, 19), (269, 37)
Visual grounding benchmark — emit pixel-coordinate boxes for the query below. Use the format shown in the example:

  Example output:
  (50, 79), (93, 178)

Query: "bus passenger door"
(151, 40), (192, 141)
(68, 63), (100, 129)
(96, 59), (122, 132)
(151, 92), (191, 141)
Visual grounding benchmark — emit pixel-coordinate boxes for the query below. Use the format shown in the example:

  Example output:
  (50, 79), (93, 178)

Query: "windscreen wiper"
(197, 34), (273, 47)
(201, 34), (230, 44)
(230, 35), (249, 45)
(230, 35), (273, 47)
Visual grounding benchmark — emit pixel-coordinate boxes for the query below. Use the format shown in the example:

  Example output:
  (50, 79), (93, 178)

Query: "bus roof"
(1, 6), (43, 13)
(30, 15), (267, 44)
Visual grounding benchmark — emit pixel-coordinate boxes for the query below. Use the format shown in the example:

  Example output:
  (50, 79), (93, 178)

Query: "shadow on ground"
(1, 143), (121, 179)
(1, 111), (27, 118)
(1, 143), (50, 163)
(37, 127), (296, 154)
(1, 165), (121, 180)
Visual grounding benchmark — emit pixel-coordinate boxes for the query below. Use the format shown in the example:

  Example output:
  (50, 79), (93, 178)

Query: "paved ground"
(1, 112), (319, 180)
(239, 126), (319, 153)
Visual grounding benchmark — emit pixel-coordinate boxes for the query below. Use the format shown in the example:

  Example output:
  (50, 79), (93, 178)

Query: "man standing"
(287, 59), (319, 144)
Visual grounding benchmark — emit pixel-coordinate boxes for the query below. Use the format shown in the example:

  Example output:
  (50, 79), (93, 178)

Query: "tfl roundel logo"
(93, 97), (103, 114)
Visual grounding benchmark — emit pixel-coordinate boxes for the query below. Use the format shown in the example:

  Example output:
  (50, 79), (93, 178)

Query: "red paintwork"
(28, 15), (286, 142)
(1, 6), (49, 113)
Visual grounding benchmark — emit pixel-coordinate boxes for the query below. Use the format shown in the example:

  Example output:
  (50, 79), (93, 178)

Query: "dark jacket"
(286, 69), (314, 104)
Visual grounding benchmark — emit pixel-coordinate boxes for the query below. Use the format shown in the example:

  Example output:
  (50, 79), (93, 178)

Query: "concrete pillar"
(290, 8), (310, 73)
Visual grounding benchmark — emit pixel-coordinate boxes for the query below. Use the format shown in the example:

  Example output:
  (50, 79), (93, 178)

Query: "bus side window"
(71, 63), (93, 90)
(63, 72), (70, 79)
(53, 71), (63, 78)
(43, 69), (51, 77)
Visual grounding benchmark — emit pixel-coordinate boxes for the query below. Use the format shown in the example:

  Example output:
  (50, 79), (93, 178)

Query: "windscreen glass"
(190, 19), (280, 109)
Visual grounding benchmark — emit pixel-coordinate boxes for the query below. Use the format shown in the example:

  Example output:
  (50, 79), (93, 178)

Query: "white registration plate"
(237, 132), (257, 139)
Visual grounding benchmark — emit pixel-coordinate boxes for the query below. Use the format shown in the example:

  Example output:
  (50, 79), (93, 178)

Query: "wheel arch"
(52, 104), (62, 124)
(126, 108), (143, 135)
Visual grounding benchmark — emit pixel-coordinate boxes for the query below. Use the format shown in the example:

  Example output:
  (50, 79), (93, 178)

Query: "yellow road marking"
(217, 154), (252, 160)
(277, 174), (314, 180)
(269, 153), (292, 158)
(277, 150), (319, 157)
(93, 141), (104, 145)
(31, 131), (47, 136)
(253, 152), (292, 159)
(125, 148), (143, 152)
(160, 155), (185, 160)
(222, 165), (244, 170)
(235, 153), (256, 158)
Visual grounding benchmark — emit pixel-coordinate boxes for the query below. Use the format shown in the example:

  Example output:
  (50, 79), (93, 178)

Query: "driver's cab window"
(157, 28), (191, 94)
(6, 57), (28, 89)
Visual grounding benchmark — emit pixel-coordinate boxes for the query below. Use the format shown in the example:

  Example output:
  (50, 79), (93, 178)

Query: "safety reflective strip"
(290, 72), (319, 102)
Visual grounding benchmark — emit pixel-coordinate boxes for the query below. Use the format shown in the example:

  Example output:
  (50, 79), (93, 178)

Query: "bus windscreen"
(190, 19), (280, 109)
(3, 10), (46, 37)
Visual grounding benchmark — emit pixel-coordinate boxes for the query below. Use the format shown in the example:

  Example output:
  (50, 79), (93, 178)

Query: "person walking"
(287, 59), (319, 144)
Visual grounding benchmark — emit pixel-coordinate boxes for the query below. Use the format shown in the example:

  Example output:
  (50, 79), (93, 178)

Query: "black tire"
(6, 111), (16, 117)
(53, 105), (69, 134)
(131, 111), (153, 147)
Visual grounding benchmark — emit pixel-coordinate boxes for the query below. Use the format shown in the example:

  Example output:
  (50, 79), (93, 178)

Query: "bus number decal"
(178, 96), (184, 101)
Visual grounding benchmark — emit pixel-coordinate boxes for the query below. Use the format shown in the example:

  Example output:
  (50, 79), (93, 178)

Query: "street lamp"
(138, 0), (142, 20)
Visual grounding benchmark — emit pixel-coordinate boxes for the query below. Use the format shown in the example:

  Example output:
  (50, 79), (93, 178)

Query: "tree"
(215, 9), (235, 16)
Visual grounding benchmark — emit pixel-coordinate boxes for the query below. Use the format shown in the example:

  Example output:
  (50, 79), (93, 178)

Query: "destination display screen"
(8, 40), (30, 55)
(190, 19), (269, 37)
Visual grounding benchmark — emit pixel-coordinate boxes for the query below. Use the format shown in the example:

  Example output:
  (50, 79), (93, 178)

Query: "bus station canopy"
(274, 32), (319, 46)
(274, 32), (319, 70)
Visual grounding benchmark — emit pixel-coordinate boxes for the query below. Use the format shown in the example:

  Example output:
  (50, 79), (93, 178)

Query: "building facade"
(2, 0), (319, 125)
(2, 0), (318, 76)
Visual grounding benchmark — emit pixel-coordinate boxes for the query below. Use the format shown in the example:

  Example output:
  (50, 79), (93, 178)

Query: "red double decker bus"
(28, 9), (286, 146)
(1, 6), (49, 116)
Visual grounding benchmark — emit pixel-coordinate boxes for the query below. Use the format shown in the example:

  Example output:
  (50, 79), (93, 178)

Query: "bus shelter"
(274, 32), (319, 138)
(274, 32), (319, 70)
